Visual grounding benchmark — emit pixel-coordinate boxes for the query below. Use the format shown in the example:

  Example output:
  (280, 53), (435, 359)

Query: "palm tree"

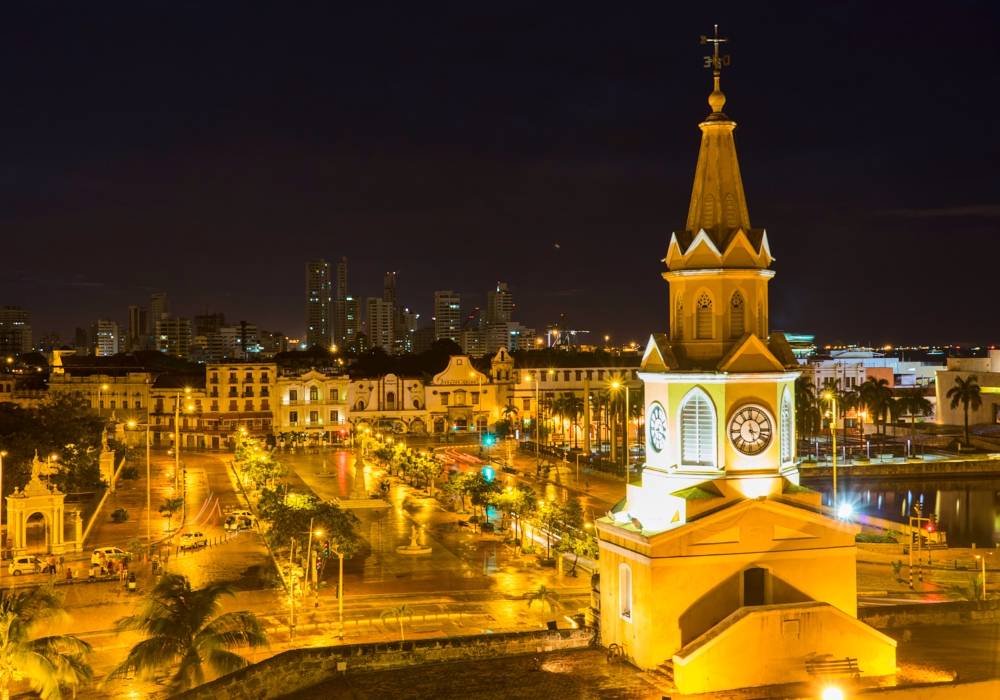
(159, 496), (184, 531)
(379, 605), (414, 643)
(501, 404), (519, 421)
(107, 574), (269, 692)
(858, 377), (895, 455)
(564, 396), (584, 449)
(947, 574), (988, 602)
(525, 585), (561, 621)
(0, 584), (93, 700)
(947, 375), (983, 446)
(896, 387), (933, 441)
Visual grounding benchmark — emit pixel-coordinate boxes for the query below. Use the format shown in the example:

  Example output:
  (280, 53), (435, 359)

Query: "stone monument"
(334, 444), (390, 510)
(7, 451), (68, 556)
(396, 524), (432, 555)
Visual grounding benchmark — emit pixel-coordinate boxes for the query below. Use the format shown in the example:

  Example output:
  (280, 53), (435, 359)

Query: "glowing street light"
(822, 687), (844, 700)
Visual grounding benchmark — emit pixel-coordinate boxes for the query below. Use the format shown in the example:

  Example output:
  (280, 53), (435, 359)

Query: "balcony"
(209, 378), (219, 384)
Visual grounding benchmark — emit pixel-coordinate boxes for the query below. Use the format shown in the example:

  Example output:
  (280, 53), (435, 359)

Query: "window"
(261, 387), (269, 397)
(619, 563), (632, 621)
(523, 398), (531, 411)
(780, 390), (794, 465)
(309, 411), (319, 423)
(355, 400), (366, 411)
(211, 401), (219, 412)
(575, 370), (582, 381)
(245, 372), (253, 382)
(244, 388), (254, 397)
(696, 293), (713, 340)
(330, 410), (339, 423)
(725, 193), (738, 228)
(730, 291), (745, 339)
(261, 372), (269, 383)
(229, 373), (237, 383)
(155, 399), (163, 412)
(586, 370), (593, 380)
(289, 390), (298, 402)
(680, 388), (716, 467)
(121, 400), (128, 409)
(386, 391), (396, 410)
(541, 373), (547, 382)
(229, 400), (238, 411)
(472, 392), (480, 405)
(441, 393), (450, 406)
(261, 399), (269, 410)
(598, 370), (604, 381)
(245, 400), (254, 411)
(290, 411), (298, 423)
(564, 370), (571, 382)
(455, 391), (466, 406)
(308, 386), (318, 401)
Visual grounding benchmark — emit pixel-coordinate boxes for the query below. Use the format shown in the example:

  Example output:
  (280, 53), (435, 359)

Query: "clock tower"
(596, 30), (896, 694)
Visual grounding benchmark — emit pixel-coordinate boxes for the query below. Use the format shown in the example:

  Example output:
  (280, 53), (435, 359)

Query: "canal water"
(800, 476), (1000, 548)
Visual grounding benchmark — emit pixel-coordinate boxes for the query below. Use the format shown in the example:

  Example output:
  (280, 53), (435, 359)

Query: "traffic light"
(323, 541), (330, 557)
(927, 512), (936, 533)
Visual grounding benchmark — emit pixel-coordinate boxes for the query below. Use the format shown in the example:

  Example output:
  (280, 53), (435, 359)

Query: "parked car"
(91, 547), (126, 565)
(179, 532), (207, 550)
(8, 555), (41, 575)
(230, 509), (255, 522)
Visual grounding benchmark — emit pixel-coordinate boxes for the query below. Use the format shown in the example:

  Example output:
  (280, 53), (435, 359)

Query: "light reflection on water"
(805, 477), (1000, 547)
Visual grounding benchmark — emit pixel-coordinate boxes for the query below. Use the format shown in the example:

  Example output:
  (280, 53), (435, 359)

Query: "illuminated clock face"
(648, 403), (667, 453)
(728, 405), (773, 456)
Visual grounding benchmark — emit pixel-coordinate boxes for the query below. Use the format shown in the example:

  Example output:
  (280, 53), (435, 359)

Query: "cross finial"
(700, 25), (731, 116)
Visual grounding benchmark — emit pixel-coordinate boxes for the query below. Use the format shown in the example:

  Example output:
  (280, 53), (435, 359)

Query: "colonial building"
(347, 373), (429, 435)
(424, 355), (498, 434)
(274, 369), (350, 443)
(596, 50), (895, 693)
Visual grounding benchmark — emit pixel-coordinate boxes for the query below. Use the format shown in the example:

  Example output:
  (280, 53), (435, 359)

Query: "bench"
(805, 657), (861, 680)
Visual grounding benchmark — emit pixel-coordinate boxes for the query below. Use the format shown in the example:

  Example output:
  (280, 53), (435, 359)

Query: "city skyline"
(2, 3), (998, 346)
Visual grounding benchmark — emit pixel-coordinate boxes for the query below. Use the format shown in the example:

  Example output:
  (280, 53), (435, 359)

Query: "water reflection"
(803, 477), (1000, 547)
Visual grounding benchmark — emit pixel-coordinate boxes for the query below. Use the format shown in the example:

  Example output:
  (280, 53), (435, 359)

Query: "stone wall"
(859, 599), (1000, 629)
(172, 628), (594, 700)
(858, 679), (1000, 698)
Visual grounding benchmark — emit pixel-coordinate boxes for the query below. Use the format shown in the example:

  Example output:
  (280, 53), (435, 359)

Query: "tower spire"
(700, 25), (730, 118)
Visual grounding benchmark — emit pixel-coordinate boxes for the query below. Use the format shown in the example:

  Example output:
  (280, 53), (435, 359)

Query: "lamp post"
(99, 383), (109, 417)
(976, 554), (987, 599)
(174, 388), (194, 525)
(825, 391), (838, 512)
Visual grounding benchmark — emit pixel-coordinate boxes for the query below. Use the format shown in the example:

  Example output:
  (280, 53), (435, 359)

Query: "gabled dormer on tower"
(663, 60), (777, 368)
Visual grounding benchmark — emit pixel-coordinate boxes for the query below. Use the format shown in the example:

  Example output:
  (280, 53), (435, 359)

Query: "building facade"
(155, 316), (192, 359)
(274, 370), (350, 444)
(306, 259), (333, 350)
(434, 291), (461, 342)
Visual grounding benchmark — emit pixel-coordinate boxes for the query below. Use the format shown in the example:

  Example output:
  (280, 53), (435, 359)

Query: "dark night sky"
(2, 2), (998, 347)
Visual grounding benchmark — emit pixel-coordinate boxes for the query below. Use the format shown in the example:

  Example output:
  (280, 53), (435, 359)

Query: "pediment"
(720, 229), (767, 269)
(640, 334), (677, 373)
(717, 334), (785, 373)
(647, 495), (858, 556)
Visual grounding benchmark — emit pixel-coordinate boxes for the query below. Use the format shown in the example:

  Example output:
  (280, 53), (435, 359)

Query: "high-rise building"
(194, 312), (226, 336)
(434, 291), (461, 342)
(155, 316), (192, 359)
(395, 309), (418, 354)
(94, 319), (121, 356)
(0, 306), (32, 357)
(344, 296), (360, 348)
(486, 283), (513, 324)
(333, 257), (348, 346)
(383, 272), (397, 306)
(306, 259), (333, 349)
(74, 327), (92, 356)
(258, 330), (287, 358)
(150, 293), (170, 324)
(36, 331), (61, 354)
(127, 306), (149, 352)
(366, 297), (394, 351)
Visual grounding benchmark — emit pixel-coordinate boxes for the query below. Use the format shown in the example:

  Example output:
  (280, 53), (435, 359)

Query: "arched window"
(780, 389), (794, 465)
(309, 386), (319, 401)
(730, 291), (745, 339)
(757, 301), (765, 337)
(696, 293), (713, 340)
(674, 295), (683, 341)
(355, 400), (366, 411)
(680, 388), (716, 468)
(618, 563), (632, 621)
(702, 194), (715, 230)
(386, 391), (396, 410)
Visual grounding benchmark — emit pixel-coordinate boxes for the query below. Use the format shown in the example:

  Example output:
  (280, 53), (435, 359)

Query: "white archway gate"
(6, 454), (68, 556)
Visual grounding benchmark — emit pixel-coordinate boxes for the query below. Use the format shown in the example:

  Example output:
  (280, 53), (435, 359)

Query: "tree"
(946, 375), (983, 446)
(0, 584), (93, 700)
(533, 499), (582, 558)
(559, 533), (598, 577)
(466, 471), (501, 523)
(896, 387), (933, 440)
(257, 489), (359, 565)
(379, 605), (414, 643)
(442, 471), (473, 512)
(525, 585), (560, 620)
(159, 497), (184, 531)
(107, 574), (269, 692)
(858, 377), (895, 453)
(946, 574), (989, 602)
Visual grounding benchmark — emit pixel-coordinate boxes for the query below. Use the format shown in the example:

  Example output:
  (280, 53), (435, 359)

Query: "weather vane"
(700, 24), (730, 71)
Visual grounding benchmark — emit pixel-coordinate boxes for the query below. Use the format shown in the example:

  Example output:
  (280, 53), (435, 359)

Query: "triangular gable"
(717, 334), (785, 373)
(640, 334), (677, 372)
(719, 229), (766, 269)
(768, 332), (799, 369)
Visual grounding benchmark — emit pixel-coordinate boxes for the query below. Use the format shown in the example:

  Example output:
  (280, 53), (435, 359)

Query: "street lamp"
(99, 383), (109, 416)
(128, 420), (152, 545)
(975, 554), (988, 599)
(824, 391), (839, 512)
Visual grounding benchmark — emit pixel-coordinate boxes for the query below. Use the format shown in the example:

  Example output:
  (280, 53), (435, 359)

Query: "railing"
(282, 399), (345, 406)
